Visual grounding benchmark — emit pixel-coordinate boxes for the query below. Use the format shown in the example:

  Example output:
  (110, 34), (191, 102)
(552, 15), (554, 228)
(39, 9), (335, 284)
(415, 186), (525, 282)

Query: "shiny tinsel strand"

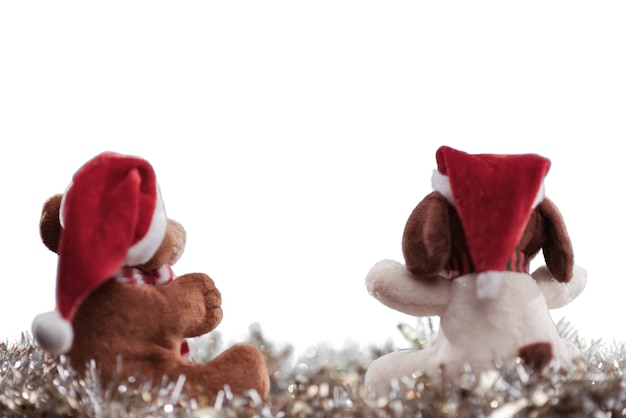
(3, 320), (626, 417)
(0, 334), (208, 417)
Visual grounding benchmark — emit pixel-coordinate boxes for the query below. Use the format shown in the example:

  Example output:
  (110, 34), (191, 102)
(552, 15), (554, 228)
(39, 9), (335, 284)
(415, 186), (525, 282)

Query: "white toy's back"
(364, 146), (587, 395)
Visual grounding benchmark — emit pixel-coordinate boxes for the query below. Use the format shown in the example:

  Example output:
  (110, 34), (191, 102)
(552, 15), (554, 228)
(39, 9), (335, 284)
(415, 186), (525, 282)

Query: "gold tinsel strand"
(2, 319), (626, 417)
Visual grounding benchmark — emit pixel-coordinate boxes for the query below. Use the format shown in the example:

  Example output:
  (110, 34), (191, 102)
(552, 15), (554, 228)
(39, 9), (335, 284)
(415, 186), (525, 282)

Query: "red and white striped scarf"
(445, 249), (530, 280)
(114, 264), (175, 285)
(112, 264), (191, 361)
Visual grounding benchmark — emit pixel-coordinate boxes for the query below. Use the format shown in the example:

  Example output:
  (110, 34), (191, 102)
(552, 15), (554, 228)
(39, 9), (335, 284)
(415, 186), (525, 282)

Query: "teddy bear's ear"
(137, 219), (187, 272)
(537, 197), (574, 282)
(40, 194), (64, 254)
(402, 192), (451, 277)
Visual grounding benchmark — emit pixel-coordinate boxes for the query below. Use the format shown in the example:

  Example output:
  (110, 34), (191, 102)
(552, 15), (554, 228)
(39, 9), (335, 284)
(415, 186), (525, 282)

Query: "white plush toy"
(364, 146), (587, 395)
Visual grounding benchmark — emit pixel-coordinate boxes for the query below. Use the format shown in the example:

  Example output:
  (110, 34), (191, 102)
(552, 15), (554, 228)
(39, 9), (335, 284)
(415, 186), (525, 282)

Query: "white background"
(1, 2), (625, 357)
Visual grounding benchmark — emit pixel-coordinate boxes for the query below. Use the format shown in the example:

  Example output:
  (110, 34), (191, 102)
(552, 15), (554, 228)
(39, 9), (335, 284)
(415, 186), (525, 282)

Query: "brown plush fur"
(402, 192), (574, 282)
(39, 194), (270, 403)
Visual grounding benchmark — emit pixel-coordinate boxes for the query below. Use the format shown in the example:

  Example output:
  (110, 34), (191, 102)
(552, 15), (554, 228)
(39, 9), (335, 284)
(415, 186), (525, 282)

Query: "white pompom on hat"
(32, 152), (167, 355)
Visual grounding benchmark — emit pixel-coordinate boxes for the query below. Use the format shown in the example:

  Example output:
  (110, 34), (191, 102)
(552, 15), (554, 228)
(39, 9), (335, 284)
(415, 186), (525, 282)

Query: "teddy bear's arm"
(532, 265), (587, 309)
(158, 273), (223, 338)
(366, 259), (451, 316)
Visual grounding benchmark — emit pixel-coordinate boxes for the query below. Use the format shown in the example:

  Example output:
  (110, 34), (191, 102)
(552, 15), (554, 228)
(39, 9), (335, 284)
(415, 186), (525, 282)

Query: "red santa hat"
(32, 152), (167, 355)
(431, 146), (551, 297)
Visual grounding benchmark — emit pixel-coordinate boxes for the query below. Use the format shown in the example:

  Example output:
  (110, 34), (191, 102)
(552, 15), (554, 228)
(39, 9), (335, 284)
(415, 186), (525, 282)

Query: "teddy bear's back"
(69, 280), (190, 380)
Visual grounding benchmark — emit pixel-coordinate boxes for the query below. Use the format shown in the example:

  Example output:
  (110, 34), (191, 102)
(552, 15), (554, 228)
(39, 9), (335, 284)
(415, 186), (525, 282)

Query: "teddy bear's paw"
(196, 274), (222, 307)
(172, 273), (221, 308)
(172, 273), (224, 336)
(181, 343), (270, 402)
(216, 343), (271, 399)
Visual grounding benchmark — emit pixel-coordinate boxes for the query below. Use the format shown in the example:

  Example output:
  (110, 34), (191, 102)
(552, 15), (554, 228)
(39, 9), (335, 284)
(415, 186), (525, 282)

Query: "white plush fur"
(476, 271), (504, 299)
(364, 261), (587, 395)
(31, 311), (74, 356)
(430, 170), (454, 205)
(532, 265), (587, 309)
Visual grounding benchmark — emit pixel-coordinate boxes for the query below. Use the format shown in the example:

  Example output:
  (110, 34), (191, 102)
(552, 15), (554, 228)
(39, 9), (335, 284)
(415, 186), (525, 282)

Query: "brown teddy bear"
(365, 146), (587, 395)
(31, 151), (270, 403)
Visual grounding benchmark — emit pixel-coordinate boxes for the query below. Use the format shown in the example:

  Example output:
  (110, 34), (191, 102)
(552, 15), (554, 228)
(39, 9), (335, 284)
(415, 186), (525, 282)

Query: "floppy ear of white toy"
(366, 259), (451, 317)
(532, 265), (587, 309)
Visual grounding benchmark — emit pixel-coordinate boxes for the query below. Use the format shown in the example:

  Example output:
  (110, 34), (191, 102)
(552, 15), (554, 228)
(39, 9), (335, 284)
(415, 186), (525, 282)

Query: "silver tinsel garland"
(2, 319), (625, 418)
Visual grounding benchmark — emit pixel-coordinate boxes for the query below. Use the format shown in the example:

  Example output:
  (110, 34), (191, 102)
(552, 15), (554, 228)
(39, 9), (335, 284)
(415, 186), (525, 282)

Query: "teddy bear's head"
(32, 152), (199, 356)
(39, 193), (187, 272)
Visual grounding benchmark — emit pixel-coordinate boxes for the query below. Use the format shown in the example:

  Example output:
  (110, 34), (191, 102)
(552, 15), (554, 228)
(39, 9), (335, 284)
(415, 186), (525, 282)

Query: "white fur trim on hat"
(431, 169), (454, 205)
(532, 182), (545, 208)
(60, 182), (167, 267)
(58, 181), (72, 228)
(32, 311), (74, 356)
(124, 184), (167, 266)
